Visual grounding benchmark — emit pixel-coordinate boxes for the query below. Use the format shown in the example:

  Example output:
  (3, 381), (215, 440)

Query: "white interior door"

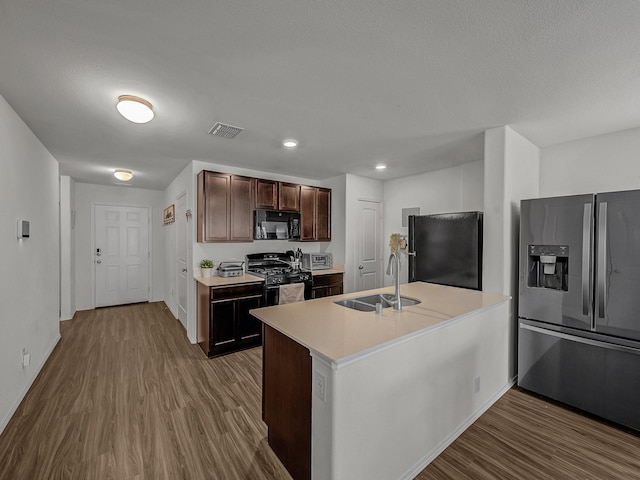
(175, 193), (188, 329)
(95, 205), (149, 307)
(356, 199), (383, 291)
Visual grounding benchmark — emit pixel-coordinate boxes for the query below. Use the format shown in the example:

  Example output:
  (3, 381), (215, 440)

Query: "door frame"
(175, 191), (188, 329)
(91, 202), (152, 309)
(355, 197), (384, 292)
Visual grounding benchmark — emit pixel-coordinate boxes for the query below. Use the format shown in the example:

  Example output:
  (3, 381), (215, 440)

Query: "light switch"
(17, 220), (30, 239)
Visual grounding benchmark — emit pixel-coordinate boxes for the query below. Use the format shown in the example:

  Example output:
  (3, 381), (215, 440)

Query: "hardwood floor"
(416, 387), (640, 480)
(1, 302), (639, 480)
(0, 302), (291, 480)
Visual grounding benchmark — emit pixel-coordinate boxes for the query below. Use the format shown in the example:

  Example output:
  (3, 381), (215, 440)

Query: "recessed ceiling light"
(282, 139), (298, 148)
(375, 164), (387, 171)
(114, 169), (133, 181)
(116, 95), (154, 124)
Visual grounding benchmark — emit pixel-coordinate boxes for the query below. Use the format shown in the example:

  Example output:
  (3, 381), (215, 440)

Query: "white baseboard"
(0, 333), (61, 436)
(400, 379), (516, 480)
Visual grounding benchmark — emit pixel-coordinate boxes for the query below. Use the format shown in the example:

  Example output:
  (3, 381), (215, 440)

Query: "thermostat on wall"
(17, 220), (29, 239)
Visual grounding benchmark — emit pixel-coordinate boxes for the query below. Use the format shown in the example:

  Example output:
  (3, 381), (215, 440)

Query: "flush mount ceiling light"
(282, 139), (298, 148)
(116, 95), (154, 124)
(113, 169), (133, 181)
(375, 164), (387, 171)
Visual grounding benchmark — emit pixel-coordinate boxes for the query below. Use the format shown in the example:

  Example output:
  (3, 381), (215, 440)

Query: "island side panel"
(312, 301), (511, 480)
(263, 324), (312, 480)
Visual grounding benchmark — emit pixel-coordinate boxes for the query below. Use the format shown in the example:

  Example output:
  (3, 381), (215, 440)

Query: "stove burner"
(246, 252), (313, 304)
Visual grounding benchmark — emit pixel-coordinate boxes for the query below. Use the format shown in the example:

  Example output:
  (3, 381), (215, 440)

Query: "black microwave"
(254, 210), (301, 240)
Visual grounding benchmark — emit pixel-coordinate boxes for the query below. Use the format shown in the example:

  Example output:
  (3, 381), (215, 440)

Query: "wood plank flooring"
(1, 301), (639, 479)
(0, 302), (291, 480)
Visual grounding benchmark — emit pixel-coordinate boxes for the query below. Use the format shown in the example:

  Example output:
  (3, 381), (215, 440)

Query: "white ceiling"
(1, 1), (639, 190)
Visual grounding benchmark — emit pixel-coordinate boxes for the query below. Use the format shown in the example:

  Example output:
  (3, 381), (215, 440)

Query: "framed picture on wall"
(164, 204), (175, 224)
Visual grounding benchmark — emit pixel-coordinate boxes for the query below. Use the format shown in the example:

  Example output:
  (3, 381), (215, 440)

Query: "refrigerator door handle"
(520, 323), (640, 356)
(597, 202), (608, 319)
(582, 203), (592, 319)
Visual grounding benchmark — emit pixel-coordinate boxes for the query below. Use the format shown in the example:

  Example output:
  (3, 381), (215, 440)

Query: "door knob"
(182, 268), (187, 272)
(96, 260), (102, 264)
(358, 265), (364, 270)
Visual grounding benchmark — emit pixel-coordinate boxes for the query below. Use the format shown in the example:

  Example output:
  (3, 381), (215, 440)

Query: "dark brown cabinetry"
(197, 171), (254, 242)
(197, 281), (263, 357)
(255, 179), (278, 210)
(263, 324), (311, 480)
(300, 186), (331, 241)
(278, 182), (300, 212)
(312, 272), (344, 298)
(198, 169), (330, 243)
(256, 179), (300, 212)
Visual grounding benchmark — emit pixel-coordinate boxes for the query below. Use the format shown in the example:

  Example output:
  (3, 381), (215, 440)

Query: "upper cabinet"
(279, 182), (300, 212)
(255, 179), (278, 210)
(197, 171), (254, 243)
(300, 186), (331, 242)
(198, 170), (329, 243)
(256, 179), (300, 212)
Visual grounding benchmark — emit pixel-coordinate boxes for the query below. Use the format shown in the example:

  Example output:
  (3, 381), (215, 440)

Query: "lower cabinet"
(312, 272), (344, 299)
(197, 281), (263, 357)
(263, 324), (311, 480)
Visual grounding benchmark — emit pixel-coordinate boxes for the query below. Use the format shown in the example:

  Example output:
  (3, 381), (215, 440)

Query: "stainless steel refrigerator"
(408, 211), (483, 290)
(518, 190), (640, 431)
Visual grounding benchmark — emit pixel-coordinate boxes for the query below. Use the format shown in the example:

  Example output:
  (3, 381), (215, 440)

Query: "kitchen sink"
(333, 293), (421, 311)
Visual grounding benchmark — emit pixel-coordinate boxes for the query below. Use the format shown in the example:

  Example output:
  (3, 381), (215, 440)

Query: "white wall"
(382, 161), (484, 286)
(60, 176), (76, 320)
(312, 301), (511, 480)
(74, 183), (165, 311)
(163, 163), (192, 321)
(344, 174), (384, 293)
(0, 95), (60, 434)
(323, 175), (347, 265)
(540, 126), (640, 196)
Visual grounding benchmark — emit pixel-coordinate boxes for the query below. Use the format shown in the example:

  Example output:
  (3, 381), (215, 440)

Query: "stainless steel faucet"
(386, 252), (402, 311)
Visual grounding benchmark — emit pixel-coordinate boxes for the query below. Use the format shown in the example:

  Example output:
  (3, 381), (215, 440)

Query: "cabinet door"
(198, 171), (230, 242)
(312, 286), (329, 299)
(328, 284), (343, 296)
(279, 182), (300, 212)
(300, 186), (317, 241)
(237, 295), (262, 344)
(230, 175), (254, 241)
(211, 299), (236, 351)
(255, 179), (278, 209)
(316, 188), (331, 241)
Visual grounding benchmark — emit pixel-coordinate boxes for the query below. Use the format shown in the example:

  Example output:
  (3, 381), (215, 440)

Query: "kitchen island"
(251, 282), (511, 480)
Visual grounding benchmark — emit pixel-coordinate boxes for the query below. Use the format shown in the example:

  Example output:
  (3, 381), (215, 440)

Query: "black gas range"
(246, 252), (312, 305)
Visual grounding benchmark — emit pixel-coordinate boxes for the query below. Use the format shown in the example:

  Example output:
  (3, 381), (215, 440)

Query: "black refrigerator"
(518, 190), (640, 431)
(408, 211), (483, 290)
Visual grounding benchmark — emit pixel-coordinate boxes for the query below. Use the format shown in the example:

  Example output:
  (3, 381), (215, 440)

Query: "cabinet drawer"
(312, 273), (343, 288)
(210, 282), (263, 300)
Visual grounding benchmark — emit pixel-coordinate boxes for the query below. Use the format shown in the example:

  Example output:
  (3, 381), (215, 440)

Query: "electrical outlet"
(314, 370), (327, 402)
(22, 349), (30, 368)
(474, 376), (480, 394)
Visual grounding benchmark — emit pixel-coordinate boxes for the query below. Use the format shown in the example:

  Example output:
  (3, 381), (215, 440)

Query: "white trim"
(91, 202), (152, 308)
(0, 334), (61, 436)
(173, 190), (187, 323)
(398, 379), (516, 480)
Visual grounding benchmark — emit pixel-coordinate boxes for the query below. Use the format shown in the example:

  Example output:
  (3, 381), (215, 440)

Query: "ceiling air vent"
(208, 122), (243, 139)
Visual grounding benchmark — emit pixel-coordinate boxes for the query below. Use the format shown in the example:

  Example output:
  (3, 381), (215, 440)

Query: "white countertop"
(250, 282), (509, 368)
(195, 264), (344, 286)
(195, 273), (264, 287)
(311, 264), (345, 276)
